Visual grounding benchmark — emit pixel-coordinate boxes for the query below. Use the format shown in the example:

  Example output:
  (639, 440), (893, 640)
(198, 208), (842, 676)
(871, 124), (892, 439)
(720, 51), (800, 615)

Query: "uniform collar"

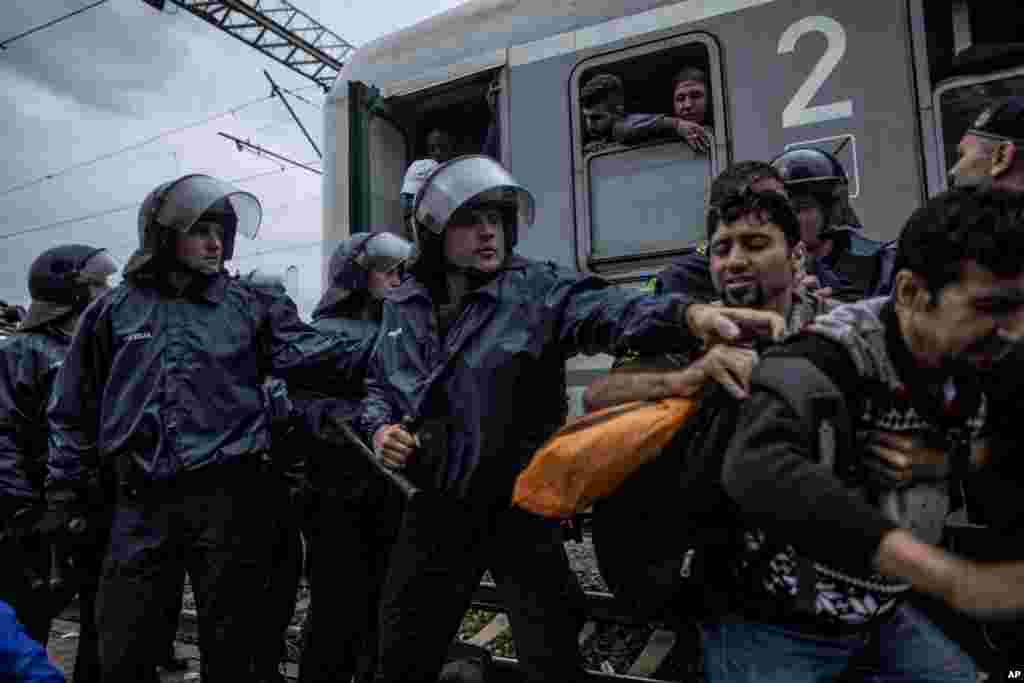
(133, 269), (228, 304)
(393, 254), (530, 304)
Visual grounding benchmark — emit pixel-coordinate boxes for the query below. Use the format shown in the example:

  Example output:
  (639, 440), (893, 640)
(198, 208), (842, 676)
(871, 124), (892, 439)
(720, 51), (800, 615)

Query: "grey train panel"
(508, 0), (922, 273)
(508, 51), (581, 269)
(717, 1), (922, 241)
(589, 144), (710, 258)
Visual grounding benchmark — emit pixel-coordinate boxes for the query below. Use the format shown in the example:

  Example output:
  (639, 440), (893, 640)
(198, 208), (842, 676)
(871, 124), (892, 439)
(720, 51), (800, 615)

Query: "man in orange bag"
(587, 168), (835, 623)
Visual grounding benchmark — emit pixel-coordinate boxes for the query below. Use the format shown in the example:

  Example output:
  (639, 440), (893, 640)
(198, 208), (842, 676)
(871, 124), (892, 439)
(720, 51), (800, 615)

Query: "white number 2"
(778, 16), (853, 128)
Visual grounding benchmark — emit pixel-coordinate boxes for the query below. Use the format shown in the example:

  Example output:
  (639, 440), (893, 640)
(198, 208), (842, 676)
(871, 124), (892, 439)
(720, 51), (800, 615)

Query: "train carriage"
(321, 1), (1024, 674)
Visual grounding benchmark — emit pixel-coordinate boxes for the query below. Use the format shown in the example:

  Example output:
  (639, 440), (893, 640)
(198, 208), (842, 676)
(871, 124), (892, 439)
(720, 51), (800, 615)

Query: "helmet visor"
(357, 232), (414, 273)
(154, 175), (262, 241)
(80, 250), (119, 284)
(414, 155), (535, 235)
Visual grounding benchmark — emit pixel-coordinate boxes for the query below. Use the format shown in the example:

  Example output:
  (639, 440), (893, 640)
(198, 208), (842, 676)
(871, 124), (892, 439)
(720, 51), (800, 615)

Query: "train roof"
(331, 0), (690, 99)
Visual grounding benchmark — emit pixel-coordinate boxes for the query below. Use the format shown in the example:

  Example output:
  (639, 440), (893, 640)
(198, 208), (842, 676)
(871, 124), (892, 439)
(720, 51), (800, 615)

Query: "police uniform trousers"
(299, 470), (402, 683)
(94, 460), (273, 682)
(374, 493), (585, 683)
(252, 478), (305, 683)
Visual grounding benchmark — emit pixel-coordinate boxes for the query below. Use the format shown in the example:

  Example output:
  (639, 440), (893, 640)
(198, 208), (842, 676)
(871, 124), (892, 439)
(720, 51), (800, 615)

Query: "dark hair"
(580, 73), (625, 108)
(708, 189), (801, 247)
(671, 66), (708, 92)
(704, 161), (785, 242)
(708, 161), (782, 207)
(896, 188), (1024, 296)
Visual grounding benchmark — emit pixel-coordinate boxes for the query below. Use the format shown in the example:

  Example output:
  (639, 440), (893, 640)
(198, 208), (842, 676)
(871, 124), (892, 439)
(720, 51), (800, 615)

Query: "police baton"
(333, 420), (421, 500)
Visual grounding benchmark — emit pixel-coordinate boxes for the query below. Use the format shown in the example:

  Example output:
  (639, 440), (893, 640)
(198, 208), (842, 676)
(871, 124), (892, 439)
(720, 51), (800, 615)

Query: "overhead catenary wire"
(0, 94), (278, 199)
(0, 167), (295, 240)
(219, 132), (323, 175)
(0, 0), (109, 51)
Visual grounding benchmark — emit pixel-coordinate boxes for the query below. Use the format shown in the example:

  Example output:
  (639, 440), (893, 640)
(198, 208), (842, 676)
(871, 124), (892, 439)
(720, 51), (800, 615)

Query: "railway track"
(50, 531), (704, 682)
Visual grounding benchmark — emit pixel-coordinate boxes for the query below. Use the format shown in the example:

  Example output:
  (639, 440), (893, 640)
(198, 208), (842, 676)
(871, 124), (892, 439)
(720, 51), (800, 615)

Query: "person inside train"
(359, 154), (785, 682)
(482, 77), (502, 161)
(713, 187), (1024, 682)
(579, 68), (711, 155)
(401, 128), (456, 232)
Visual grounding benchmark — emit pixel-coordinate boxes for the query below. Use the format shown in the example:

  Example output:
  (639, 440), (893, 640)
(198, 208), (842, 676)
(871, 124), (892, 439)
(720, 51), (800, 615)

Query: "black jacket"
(46, 273), (370, 496)
(357, 255), (697, 500)
(0, 327), (69, 503)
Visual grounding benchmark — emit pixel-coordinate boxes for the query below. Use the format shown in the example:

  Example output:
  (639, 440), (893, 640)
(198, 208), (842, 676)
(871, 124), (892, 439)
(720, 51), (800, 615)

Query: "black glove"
(35, 496), (89, 593)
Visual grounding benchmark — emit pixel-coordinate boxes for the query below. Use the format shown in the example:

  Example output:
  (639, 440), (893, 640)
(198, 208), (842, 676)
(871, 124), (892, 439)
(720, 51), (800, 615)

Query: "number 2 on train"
(779, 15), (854, 128)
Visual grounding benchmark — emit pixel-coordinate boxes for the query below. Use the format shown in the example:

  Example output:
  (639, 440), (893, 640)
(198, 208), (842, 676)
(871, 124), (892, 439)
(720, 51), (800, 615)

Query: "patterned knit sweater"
(725, 297), (988, 627)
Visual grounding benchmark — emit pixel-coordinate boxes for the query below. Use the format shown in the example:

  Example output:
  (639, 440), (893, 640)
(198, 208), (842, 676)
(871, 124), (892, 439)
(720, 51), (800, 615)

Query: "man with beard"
(584, 187), (825, 408)
(711, 188), (1024, 681)
(583, 187), (832, 630)
(580, 70), (711, 155)
(44, 174), (373, 682)
(0, 245), (117, 683)
(360, 155), (785, 682)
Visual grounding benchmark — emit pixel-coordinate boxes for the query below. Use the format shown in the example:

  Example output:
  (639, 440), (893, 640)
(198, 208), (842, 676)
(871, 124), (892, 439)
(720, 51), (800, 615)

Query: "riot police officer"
(44, 174), (373, 682)
(362, 155), (785, 682)
(770, 147), (896, 299)
(296, 231), (412, 683)
(0, 245), (117, 682)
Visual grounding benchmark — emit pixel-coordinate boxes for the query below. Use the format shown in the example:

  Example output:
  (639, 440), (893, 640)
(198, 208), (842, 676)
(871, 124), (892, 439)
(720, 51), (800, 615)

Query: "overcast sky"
(0, 0), (466, 317)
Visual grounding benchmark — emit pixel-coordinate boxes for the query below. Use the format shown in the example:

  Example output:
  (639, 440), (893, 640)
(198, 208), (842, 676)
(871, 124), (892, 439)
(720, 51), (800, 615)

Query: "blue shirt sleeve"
(0, 601), (65, 682)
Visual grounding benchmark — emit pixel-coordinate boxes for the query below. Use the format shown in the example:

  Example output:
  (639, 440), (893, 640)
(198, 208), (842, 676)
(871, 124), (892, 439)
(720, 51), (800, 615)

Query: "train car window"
(570, 33), (724, 276)
(936, 68), (1024, 180)
(588, 141), (708, 260)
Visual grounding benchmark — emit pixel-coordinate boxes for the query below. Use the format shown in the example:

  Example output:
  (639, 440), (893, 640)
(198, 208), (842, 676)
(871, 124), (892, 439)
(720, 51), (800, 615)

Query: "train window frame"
(933, 64), (1024, 189)
(569, 31), (726, 277)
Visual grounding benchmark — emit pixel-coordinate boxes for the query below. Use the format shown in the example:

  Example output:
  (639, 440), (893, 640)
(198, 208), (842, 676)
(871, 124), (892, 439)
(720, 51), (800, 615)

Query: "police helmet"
(22, 245), (119, 330)
(313, 231), (413, 316)
(126, 174), (262, 275)
(770, 147), (848, 188)
(412, 155), (535, 250)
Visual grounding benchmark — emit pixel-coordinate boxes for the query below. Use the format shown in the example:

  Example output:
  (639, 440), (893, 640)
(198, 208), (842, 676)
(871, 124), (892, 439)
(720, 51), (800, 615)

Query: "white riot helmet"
(126, 174), (262, 275)
(412, 155), (535, 248)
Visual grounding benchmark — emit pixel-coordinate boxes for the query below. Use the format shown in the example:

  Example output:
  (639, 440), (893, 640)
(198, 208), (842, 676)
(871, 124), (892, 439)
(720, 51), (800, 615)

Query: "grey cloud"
(0, 1), (244, 116)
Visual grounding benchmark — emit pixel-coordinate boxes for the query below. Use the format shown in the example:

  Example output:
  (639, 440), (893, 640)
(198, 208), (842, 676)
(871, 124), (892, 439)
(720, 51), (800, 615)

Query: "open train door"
(323, 80), (410, 288)
(347, 81), (411, 239)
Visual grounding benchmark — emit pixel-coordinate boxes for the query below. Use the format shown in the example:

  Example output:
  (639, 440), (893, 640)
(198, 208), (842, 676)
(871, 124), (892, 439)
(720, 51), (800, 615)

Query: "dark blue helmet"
(22, 245), (118, 330)
(770, 147), (848, 188)
(771, 148), (862, 233)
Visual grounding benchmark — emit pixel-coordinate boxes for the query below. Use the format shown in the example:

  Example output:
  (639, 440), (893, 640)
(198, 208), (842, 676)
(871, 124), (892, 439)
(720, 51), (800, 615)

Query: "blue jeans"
(701, 604), (977, 683)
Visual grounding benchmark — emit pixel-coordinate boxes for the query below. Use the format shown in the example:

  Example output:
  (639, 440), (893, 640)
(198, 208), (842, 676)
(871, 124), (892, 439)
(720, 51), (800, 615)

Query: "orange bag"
(512, 398), (699, 519)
